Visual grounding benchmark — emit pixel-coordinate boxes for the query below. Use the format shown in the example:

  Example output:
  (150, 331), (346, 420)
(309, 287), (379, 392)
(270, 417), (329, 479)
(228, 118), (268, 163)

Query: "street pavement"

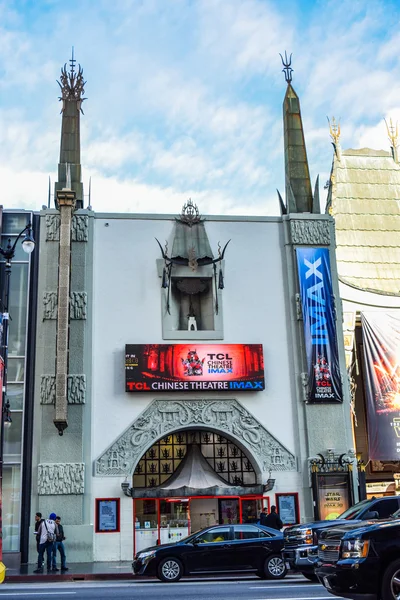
(0, 575), (342, 600)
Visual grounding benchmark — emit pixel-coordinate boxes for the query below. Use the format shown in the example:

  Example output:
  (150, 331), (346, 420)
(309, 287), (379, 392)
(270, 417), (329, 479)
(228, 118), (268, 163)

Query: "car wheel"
(301, 571), (318, 582)
(157, 557), (183, 583)
(381, 558), (400, 599)
(264, 555), (287, 579)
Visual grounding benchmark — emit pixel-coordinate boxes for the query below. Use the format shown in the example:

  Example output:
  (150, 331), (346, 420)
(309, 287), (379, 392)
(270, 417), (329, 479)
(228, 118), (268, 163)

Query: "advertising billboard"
(362, 312), (400, 460)
(296, 247), (342, 403)
(125, 344), (264, 392)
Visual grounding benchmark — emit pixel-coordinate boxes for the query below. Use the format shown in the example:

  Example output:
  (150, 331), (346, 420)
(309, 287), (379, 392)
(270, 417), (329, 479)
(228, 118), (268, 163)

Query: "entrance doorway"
(133, 495), (268, 555)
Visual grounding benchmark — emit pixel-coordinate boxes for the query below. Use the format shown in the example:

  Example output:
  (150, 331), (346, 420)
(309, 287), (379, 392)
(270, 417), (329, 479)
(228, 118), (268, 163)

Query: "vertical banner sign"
(361, 312), (400, 461)
(296, 248), (342, 403)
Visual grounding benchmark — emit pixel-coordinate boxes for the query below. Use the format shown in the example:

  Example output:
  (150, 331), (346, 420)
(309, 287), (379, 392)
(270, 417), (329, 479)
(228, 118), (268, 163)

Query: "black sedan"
(132, 523), (287, 582)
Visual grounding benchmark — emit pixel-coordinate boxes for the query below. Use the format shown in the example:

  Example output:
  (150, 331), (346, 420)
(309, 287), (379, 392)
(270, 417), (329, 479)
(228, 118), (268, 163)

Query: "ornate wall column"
(54, 189), (76, 434)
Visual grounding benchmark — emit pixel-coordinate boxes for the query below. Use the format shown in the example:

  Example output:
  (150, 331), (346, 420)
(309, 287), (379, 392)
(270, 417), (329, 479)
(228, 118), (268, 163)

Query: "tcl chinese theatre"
(17, 56), (358, 566)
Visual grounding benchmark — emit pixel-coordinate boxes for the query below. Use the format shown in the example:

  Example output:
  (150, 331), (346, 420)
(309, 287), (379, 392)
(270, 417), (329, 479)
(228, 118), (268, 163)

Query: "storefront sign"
(362, 312), (400, 461)
(296, 247), (342, 403)
(125, 344), (264, 392)
(316, 473), (350, 520)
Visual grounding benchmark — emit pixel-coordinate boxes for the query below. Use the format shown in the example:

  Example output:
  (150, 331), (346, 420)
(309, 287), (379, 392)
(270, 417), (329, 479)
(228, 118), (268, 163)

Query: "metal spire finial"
(57, 50), (87, 113)
(328, 116), (341, 145)
(279, 51), (293, 83)
(385, 117), (398, 148)
(70, 46), (76, 76)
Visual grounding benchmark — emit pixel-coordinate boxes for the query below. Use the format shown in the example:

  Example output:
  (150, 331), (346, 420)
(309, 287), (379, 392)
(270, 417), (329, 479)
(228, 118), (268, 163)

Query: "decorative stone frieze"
(40, 375), (86, 404)
(38, 463), (85, 495)
(43, 292), (87, 320)
(40, 375), (56, 405)
(95, 399), (296, 477)
(71, 215), (88, 242)
(70, 292), (87, 319)
(295, 293), (302, 320)
(290, 219), (331, 245)
(67, 375), (86, 404)
(43, 292), (58, 320)
(46, 215), (61, 241)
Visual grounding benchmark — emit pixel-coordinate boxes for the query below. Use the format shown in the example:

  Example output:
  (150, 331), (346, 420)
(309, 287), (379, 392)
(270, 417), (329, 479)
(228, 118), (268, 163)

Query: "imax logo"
(304, 257), (328, 345)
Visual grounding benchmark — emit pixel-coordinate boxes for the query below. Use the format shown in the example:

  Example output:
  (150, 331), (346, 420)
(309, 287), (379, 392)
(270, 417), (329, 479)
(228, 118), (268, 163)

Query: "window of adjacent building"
(0, 210), (33, 555)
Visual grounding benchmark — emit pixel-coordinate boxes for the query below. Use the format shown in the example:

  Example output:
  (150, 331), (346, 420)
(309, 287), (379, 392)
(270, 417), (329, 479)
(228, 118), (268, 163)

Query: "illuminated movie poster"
(296, 247), (342, 403)
(317, 474), (350, 520)
(125, 344), (264, 392)
(361, 312), (400, 460)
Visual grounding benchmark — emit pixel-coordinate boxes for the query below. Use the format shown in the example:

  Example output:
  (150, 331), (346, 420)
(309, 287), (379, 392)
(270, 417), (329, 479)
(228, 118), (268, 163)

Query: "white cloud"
(0, 0), (400, 219)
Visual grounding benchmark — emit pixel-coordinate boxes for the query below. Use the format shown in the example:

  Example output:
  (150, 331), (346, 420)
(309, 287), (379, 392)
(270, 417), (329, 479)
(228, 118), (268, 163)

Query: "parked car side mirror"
(363, 511), (379, 520)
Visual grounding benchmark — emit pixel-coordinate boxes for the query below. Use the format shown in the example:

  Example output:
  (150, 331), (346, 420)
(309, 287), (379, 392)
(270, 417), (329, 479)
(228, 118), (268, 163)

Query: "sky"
(0, 0), (399, 216)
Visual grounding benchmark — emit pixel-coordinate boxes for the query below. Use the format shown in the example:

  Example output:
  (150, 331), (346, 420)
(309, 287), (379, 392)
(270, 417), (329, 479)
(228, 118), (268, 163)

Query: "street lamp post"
(0, 222), (35, 580)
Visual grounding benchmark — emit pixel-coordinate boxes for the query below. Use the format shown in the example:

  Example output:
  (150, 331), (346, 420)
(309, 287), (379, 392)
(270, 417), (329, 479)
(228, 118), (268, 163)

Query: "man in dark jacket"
(263, 505), (283, 530)
(259, 507), (268, 526)
(34, 512), (43, 553)
(52, 516), (68, 572)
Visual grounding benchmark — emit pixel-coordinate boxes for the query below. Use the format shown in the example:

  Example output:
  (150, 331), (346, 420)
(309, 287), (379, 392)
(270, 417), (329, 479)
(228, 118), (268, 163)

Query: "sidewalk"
(4, 561), (133, 583)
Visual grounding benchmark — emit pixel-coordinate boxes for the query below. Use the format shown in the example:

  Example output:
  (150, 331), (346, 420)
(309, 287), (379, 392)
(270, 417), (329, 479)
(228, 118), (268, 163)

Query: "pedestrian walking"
(259, 506), (268, 526)
(263, 505), (283, 530)
(52, 516), (68, 572)
(34, 512), (57, 573)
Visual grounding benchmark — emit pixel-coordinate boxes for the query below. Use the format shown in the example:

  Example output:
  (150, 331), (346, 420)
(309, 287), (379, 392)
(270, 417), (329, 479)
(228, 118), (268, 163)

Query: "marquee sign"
(125, 344), (264, 392)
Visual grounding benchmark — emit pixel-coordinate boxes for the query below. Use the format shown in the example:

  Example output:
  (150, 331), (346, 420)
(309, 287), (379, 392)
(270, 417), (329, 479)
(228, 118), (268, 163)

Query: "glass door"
(159, 499), (189, 545)
(218, 498), (239, 524)
(240, 497), (266, 524)
(134, 499), (159, 554)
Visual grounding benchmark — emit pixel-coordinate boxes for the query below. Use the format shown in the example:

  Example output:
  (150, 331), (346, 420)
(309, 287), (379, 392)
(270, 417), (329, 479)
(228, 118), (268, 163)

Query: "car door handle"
(223, 544), (232, 549)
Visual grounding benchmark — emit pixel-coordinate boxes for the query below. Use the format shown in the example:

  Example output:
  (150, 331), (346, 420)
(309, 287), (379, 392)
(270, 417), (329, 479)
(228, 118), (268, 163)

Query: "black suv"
(315, 515), (400, 600)
(283, 495), (400, 581)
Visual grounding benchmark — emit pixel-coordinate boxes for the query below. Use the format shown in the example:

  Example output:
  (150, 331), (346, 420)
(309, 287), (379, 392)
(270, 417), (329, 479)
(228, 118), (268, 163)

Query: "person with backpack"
(33, 512), (58, 573)
(52, 516), (68, 572)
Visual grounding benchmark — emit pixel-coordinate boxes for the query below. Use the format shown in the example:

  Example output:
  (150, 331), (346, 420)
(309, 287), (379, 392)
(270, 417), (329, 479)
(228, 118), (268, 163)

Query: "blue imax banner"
(296, 247), (342, 403)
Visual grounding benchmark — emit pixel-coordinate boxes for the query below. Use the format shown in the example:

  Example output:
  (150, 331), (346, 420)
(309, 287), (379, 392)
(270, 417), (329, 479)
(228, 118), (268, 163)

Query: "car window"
(339, 498), (372, 520)
(258, 529), (273, 538)
(233, 525), (260, 540)
(366, 499), (399, 519)
(196, 527), (231, 543)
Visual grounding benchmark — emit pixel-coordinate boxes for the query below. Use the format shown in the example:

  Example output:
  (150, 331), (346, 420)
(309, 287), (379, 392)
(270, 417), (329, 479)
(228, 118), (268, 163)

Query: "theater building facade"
(27, 58), (356, 564)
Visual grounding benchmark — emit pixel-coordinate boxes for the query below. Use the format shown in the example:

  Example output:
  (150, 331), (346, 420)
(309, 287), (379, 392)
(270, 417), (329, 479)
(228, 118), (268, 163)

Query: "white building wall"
(91, 216), (297, 459)
(90, 214), (301, 560)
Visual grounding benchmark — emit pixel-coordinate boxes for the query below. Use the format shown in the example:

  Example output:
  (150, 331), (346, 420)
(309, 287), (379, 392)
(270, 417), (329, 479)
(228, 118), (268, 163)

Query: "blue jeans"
(52, 541), (67, 569)
(38, 541), (54, 569)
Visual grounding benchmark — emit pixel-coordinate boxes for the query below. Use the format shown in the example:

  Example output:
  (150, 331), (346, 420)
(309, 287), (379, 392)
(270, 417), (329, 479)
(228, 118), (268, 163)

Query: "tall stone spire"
(55, 49), (86, 209)
(278, 53), (317, 214)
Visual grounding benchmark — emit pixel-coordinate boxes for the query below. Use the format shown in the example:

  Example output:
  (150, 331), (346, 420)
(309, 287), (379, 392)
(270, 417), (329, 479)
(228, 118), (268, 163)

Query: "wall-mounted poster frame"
(311, 472), (352, 521)
(95, 498), (120, 533)
(275, 493), (299, 525)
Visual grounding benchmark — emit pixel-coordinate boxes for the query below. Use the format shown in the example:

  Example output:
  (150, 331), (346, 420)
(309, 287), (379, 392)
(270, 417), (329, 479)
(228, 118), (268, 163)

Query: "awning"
(129, 444), (264, 498)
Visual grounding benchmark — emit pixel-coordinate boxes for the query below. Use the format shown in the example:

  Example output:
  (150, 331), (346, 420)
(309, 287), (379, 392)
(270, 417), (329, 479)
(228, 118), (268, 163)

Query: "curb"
(5, 572), (134, 584)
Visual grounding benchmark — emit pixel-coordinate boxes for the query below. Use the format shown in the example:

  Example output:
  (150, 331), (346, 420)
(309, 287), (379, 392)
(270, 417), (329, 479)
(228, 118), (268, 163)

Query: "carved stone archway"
(95, 399), (296, 481)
